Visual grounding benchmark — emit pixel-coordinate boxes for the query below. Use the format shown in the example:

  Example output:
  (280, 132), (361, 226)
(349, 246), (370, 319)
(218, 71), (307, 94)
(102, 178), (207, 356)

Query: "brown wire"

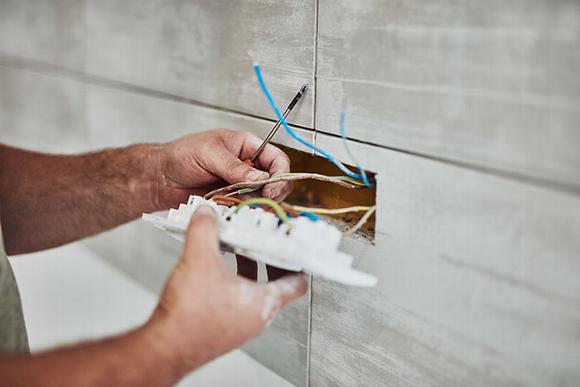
(210, 195), (242, 207)
(280, 202), (301, 218)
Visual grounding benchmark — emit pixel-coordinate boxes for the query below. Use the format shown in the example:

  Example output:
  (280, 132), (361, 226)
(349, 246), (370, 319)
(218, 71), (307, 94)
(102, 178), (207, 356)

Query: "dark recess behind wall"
(276, 144), (377, 240)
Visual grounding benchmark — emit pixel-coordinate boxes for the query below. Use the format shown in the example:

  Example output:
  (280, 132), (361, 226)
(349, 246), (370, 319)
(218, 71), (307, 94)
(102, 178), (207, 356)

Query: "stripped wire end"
(246, 48), (258, 65)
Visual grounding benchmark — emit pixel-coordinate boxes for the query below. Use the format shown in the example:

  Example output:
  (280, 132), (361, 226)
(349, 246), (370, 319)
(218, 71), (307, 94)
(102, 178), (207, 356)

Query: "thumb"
(182, 205), (221, 264)
(212, 146), (270, 184)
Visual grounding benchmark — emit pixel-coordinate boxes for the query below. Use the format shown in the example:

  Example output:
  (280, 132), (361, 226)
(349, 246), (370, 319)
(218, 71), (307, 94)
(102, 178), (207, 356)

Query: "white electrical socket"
(142, 195), (377, 287)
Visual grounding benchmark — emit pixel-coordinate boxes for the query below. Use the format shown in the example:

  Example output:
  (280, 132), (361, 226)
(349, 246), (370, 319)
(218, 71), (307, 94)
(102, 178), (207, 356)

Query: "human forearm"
(0, 144), (163, 254)
(0, 324), (183, 387)
(0, 129), (293, 254)
(0, 205), (308, 387)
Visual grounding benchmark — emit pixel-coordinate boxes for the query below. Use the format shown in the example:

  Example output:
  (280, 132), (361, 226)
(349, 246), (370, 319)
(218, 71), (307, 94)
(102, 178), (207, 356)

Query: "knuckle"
(221, 128), (235, 135)
(284, 181), (294, 192)
(221, 128), (239, 142)
(212, 128), (228, 136)
(208, 128), (230, 144)
(270, 143), (290, 161)
(225, 158), (244, 174)
(238, 130), (253, 139)
(278, 149), (291, 164)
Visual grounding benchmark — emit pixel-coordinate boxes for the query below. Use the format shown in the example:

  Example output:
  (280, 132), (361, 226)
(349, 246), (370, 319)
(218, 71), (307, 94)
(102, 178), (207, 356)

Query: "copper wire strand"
(204, 173), (364, 199)
(210, 195), (242, 207)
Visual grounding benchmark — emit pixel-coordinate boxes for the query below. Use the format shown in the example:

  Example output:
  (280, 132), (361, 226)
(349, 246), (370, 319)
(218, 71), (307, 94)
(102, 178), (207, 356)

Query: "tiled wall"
(1, 1), (579, 386)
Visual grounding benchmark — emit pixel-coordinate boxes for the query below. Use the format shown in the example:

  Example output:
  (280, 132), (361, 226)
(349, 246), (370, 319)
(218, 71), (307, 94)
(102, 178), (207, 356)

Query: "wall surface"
(1, 1), (579, 386)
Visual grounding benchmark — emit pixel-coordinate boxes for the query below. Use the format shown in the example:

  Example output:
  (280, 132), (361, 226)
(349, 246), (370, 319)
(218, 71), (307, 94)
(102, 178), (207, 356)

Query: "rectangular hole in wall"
(275, 144), (377, 241)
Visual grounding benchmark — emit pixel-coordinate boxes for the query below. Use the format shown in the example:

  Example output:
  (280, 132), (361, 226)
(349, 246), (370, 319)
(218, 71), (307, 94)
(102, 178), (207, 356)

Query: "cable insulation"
(236, 197), (290, 225)
(339, 112), (372, 187)
(252, 61), (366, 181)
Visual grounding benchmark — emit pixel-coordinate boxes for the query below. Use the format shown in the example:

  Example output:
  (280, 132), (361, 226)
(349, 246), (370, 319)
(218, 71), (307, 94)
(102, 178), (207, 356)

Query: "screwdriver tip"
(300, 84), (308, 94)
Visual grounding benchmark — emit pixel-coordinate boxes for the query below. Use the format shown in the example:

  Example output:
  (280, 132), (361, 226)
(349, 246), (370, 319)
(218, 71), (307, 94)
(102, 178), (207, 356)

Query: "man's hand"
(145, 206), (308, 376)
(0, 141), (306, 386)
(0, 206), (307, 386)
(156, 129), (293, 209)
(157, 129), (296, 283)
(0, 129), (292, 254)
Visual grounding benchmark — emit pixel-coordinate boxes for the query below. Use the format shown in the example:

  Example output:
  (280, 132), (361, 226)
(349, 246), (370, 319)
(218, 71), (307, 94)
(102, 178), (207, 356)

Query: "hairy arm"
(0, 324), (181, 387)
(0, 207), (308, 386)
(0, 129), (291, 255)
(0, 144), (163, 254)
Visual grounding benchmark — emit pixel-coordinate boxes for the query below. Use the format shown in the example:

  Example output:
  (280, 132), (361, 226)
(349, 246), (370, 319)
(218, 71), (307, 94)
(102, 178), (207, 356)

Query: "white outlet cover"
(143, 195), (377, 287)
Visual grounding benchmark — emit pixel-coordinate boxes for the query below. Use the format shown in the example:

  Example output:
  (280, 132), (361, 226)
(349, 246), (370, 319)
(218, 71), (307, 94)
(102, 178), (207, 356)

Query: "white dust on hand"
(261, 274), (307, 326)
(237, 281), (258, 305)
(236, 274), (307, 327)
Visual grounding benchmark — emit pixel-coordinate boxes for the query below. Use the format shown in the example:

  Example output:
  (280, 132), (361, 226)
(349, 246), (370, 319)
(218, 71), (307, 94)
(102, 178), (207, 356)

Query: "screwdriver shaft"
(250, 84), (307, 163)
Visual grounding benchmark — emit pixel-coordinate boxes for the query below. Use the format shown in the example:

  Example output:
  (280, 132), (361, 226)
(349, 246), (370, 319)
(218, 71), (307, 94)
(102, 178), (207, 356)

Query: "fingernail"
(197, 205), (216, 216)
(247, 170), (269, 181)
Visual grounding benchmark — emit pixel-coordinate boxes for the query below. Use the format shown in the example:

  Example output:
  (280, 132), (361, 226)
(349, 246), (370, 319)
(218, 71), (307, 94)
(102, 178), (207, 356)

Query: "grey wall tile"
(0, 66), (87, 153)
(85, 82), (314, 152)
(0, 1), (315, 128)
(83, 0), (316, 128)
(316, 0), (580, 189)
(309, 133), (580, 387)
(86, 0), (314, 126)
(0, 0), (85, 69)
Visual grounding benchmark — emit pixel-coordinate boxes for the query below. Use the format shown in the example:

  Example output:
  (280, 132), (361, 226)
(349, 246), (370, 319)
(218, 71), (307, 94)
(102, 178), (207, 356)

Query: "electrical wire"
(289, 205), (373, 215)
(343, 206), (376, 237)
(280, 203), (301, 218)
(339, 112), (372, 187)
(248, 50), (368, 183)
(224, 196), (373, 235)
(299, 211), (321, 221)
(203, 172), (365, 199)
(236, 197), (290, 225)
(210, 195), (242, 206)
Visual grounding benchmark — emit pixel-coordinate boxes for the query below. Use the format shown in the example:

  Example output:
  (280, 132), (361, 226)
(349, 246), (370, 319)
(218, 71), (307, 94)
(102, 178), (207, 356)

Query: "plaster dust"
(237, 281), (258, 306)
(261, 274), (308, 326)
(236, 274), (308, 326)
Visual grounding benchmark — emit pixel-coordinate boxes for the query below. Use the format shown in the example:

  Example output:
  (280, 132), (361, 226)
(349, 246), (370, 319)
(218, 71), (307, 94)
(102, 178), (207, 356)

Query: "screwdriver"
(245, 84), (308, 166)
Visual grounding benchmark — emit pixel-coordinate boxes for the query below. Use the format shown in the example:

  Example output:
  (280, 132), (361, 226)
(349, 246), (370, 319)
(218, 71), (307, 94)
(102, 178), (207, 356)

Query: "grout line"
(0, 53), (303, 129)
(311, 0), (320, 133)
(305, 275), (314, 387)
(314, 129), (580, 196)
(306, 2), (320, 386)
(2, 52), (578, 196)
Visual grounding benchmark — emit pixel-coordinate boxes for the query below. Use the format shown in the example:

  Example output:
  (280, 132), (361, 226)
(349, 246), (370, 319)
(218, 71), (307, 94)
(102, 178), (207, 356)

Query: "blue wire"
(300, 211), (320, 221)
(252, 63), (364, 181)
(339, 112), (372, 187)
